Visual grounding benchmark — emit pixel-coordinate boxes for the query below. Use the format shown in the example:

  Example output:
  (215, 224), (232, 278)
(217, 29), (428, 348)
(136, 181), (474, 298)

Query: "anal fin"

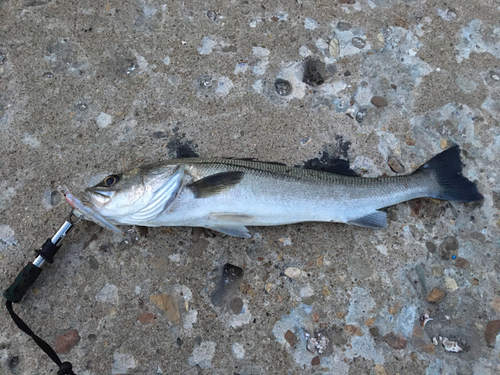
(348, 211), (387, 229)
(207, 224), (251, 238)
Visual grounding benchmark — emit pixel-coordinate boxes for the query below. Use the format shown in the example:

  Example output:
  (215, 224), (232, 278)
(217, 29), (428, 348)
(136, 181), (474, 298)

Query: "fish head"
(85, 164), (183, 220)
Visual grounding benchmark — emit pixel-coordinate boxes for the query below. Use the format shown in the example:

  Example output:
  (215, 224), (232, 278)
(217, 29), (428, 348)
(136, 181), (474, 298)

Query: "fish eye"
(103, 175), (119, 186)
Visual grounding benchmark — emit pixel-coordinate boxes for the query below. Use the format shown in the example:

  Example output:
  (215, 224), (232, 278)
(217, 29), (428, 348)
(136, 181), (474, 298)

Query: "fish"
(82, 145), (482, 238)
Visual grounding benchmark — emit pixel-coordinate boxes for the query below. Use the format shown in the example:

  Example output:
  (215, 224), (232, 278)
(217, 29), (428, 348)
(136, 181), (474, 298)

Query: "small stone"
(439, 237), (459, 260)
(43, 72), (54, 78)
(9, 356), (19, 369)
(369, 326), (379, 337)
(284, 267), (302, 279)
(311, 356), (321, 366)
(206, 10), (217, 21)
(337, 21), (352, 30)
(425, 241), (436, 253)
(491, 72), (500, 81)
(445, 277), (458, 292)
(274, 79), (292, 96)
(471, 278), (479, 285)
(442, 337), (463, 352)
(389, 302), (399, 315)
(329, 38), (340, 58)
(422, 343), (436, 354)
(470, 231), (485, 242)
(440, 138), (448, 150)
(490, 296), (500, 313)
(374, 364), (388, 375)
(370, 96), (388, 107)
(431, 265), (444, 278)
(284, 330), (296, 346)
(54, 329), (80, 354)
(388, 156), (404, 173)
(355, 108), (367, 123)
(383, 332), (407, 350)
(50, 190), (62, 206)
(150, 293), (181, 325)
(426, 287), (446, 304)
(365, 318), (375, 326)
(230, 298), (244, 314)
(138, 312), (155, 324)
(454, 257), (470, 269)
(337, 311), (346, 319)
(405, 136), (416, 146)
(345, 325), (363, 336)
(351, 37), (366, 49)
(485, 320), (500, 347)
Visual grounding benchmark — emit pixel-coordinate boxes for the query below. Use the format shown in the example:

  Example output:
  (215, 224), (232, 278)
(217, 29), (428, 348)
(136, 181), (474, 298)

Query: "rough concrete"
(1, 0), (499, 374)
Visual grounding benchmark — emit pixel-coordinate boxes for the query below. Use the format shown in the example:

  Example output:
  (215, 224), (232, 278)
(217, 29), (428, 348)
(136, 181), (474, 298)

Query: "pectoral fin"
(348, 211), (387, 229)
(187, 171), (244, 198)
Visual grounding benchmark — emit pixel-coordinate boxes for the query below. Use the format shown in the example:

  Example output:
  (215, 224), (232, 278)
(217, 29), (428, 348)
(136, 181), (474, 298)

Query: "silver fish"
(84, 146), (482, 238)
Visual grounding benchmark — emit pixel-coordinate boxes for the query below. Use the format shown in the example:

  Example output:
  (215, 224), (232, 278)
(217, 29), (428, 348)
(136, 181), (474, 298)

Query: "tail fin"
(416, 145), (483, 202)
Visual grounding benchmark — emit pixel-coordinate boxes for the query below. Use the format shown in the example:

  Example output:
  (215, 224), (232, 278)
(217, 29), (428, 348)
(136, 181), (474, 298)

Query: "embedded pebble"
(95, 283), (119, 304)
(230, 298), (244, 314)
(284, 267), (302, 279)
(388, 156), (404, 173)
(355, 108), (367, 123)
(445, 277), (458, 292)
(150, 293), (180, 324)
(188, 341), (216, 368)
(111, 353), (136, 374)
(311, 356), (320, 365)
(284, 330), (296, 346)
(337, 21), (351, 31)
(383, 332), (407, 350)
(328, 38), (340, 58)
(454, 257), (470, 269)
(370, 96), (388, 107)
(351, 37), (366, 49)
(43, 72), (54, 78)
(431, 265), (444, 277)
(96, 112), (113, 128)
(206, 10), (217, 22)
(439, 237), (458, 260)
(303, 58), (325, 86)
(54, 329), (80, 354)
(440, 138), (448, 150)
(491, 72), (500, 81)
(345, 325), (363, 336)
(426, 287), (446, 303)
(490, 295), (500, 313)
(138, 312), (155, 324)
(442, 337), (463, 352)
(274, 79), (292, 96)
(485, 320), (500, 347)
(374, 364), (389, 375)
(231, 343), (245, 359)
(304, 18), (318, 30)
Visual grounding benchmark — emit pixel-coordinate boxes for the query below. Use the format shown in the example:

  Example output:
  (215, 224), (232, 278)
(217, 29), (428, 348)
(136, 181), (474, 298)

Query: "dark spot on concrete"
(371, 96), (388, 107)
(454, 257), (470, 269)
(152, 131), (167, 139)
(274, 78), (292, 96)
(9, 356), (19, 369)
(138, 226), (148, 237)
(302, 136), (357, 176)
(369, 326), (379, 337)
(303, 58), (325, 87)
(221, 45), (237, 53)
(166, 134), (199, 158)
(211, 263), (244, 307)
(88, 255), (99, 270)
(176, 337), (183, 346)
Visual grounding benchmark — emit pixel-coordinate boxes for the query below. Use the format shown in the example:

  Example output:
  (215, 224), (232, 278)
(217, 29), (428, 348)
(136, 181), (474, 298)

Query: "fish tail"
(416, 145), (483, 202)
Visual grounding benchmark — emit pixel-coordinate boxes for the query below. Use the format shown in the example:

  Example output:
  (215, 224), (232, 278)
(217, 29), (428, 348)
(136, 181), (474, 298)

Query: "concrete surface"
(1, 0), (500, 374)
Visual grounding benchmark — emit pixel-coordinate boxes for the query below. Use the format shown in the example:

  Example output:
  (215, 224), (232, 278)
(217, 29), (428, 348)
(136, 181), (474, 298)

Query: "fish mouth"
(85, 187), (115, 206)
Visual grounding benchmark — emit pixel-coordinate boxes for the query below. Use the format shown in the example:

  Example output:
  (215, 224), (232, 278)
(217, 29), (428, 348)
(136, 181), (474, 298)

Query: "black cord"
(6, 300), (76, 375)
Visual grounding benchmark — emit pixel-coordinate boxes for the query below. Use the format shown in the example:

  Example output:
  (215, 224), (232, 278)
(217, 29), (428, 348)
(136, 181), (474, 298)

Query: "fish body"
(84, 146), (482, 237)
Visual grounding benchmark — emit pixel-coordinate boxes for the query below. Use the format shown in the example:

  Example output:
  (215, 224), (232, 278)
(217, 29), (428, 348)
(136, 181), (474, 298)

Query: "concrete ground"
(1, 0), (500, 374)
